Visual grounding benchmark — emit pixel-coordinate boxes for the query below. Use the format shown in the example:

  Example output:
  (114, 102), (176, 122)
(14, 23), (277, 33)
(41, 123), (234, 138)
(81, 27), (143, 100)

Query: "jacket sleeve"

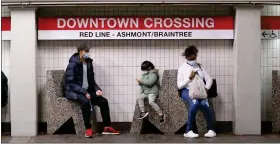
(91, 63), (102, 92)
(139, 73), (158, 88)
(65, 62), (87, 95)
(93, 78), (102, 92)
(201, 65), (213, 90)
(177, 66), (191, 90)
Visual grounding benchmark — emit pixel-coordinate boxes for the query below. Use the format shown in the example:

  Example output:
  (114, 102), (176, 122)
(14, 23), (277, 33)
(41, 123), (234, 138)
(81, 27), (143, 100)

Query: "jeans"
(181, 88), (214, 132)
(75, 92), (111, 129)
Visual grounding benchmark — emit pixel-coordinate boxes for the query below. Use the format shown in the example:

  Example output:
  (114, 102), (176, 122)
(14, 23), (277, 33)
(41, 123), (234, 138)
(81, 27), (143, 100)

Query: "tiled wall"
(261, 5), (280, 121)
(1, 6), (10, 17)
(37, 6), (234, 122)
(1, 6), (11, 122)
(38, 40), (234, 122)
(4, 5), (279, 123)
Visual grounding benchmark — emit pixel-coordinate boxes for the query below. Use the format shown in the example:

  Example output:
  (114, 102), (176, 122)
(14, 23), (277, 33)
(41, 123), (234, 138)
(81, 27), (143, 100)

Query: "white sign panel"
(37, 17), (234, 40)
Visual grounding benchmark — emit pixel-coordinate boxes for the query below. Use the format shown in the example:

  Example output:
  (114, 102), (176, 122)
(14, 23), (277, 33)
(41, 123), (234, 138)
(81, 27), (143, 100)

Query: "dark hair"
(182, 45), (198, 59)
(77, 43), (90, 53)
(141, 61), (155, 71)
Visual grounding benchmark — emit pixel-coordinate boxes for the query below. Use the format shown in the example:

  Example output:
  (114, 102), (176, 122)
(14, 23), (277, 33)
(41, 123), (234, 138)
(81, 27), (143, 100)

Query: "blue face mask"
(83, 53), (90, 59)
(187, 60), (197, 66)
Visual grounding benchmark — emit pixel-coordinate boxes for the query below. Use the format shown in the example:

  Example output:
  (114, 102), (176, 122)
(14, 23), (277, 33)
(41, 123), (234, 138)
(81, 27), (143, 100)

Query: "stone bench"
(130, 69), (216, 134)
(46, 70), (96, 134)
(272, 70), (280, 133)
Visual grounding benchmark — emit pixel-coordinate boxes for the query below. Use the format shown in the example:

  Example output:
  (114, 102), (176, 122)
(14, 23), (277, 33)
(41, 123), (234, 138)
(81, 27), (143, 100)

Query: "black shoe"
(138, 111), (149, 119)
(159, 114), (166, 124)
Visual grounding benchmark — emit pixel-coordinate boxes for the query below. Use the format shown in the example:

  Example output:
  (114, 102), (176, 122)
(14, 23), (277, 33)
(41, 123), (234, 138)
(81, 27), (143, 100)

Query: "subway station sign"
(1, 16), (280, 40)
(37, 16), (234, 40)
(261, 16), (280, 40)
(1, 16), (234, 40)
(1, 17), (11, 40)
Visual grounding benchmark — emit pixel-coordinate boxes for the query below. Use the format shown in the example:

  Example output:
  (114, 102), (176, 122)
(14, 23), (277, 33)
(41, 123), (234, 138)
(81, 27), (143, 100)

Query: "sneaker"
(102, 127), (120, 135)
(204, 130), (216, 138)
(183, 130), (199, 138)
(85, 128), (93, 138)
(159, 114), (166, 124)
(138, 111), (149, 120)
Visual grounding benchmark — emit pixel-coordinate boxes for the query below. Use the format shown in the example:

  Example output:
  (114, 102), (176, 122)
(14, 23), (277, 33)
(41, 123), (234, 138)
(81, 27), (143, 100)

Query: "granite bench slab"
(46, 70), (96, 134)
(130, 69), (216, 134)
(272, 70), (280, 133)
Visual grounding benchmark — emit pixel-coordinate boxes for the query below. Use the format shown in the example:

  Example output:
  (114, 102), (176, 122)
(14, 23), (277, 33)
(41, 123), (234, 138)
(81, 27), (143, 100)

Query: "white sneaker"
(183, 130), (199, 138)
(204, 130), (216, 138)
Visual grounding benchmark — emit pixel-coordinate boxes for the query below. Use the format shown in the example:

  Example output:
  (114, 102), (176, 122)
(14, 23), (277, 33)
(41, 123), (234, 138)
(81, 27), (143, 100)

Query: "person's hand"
(96, 90), (103, 96)
(189, 71), (196, 80)
(136, 78), (141, 82)
(86, 93), (91, 99)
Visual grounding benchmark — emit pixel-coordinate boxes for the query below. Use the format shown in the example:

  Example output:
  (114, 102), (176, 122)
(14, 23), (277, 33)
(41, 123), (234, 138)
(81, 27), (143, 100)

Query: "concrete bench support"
(130, 70), (216, 134)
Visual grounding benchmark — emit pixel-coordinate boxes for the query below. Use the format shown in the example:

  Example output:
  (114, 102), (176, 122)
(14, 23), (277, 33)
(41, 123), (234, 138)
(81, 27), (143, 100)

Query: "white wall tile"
(0, 5), (239, 123)
(261, 5), (280, 121)
(36, 39), (234, 122)
(261, 39), (280, 121)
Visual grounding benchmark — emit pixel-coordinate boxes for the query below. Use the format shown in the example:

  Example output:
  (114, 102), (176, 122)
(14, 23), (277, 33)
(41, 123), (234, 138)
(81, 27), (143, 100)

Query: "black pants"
(75, 93), (111, 129)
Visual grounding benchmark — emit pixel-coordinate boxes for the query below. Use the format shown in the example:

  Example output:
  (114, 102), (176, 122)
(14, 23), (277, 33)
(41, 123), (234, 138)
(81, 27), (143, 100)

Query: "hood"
(69, 53), (93, 64)
(149, 69), (159, 74)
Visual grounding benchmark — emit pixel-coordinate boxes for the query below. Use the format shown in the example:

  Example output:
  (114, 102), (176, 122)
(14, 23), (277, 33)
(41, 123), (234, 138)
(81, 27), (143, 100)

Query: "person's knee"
(200, 100), (210, 107)
(81, 100), (91, 110)
(148, 100), (155, 105)
(100, 97), (108, 105)
(189, 100), (199, 113)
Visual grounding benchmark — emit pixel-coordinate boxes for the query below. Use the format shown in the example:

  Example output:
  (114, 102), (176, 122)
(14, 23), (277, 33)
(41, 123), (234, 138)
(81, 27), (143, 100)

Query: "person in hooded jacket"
(136, 61), (166, 124)
(64, 43), (120, 138)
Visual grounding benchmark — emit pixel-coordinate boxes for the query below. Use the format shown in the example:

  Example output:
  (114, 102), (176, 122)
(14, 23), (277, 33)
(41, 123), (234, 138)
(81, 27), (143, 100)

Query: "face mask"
(83, 53), (90, 59)
(187, 60), (197, 66)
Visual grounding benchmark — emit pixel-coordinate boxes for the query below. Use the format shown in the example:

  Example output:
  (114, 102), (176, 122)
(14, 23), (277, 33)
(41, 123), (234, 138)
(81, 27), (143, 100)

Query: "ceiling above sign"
(2, 0), (279, 5)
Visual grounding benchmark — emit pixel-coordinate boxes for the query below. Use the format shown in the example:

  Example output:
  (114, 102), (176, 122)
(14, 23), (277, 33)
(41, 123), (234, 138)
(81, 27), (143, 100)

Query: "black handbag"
(204, 79), (218, 98)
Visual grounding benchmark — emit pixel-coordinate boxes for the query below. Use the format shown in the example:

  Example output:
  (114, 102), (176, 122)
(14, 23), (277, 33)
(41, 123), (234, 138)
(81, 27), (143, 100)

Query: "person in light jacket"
(177, 45), (216, 138)
(136, 61), (166, 124)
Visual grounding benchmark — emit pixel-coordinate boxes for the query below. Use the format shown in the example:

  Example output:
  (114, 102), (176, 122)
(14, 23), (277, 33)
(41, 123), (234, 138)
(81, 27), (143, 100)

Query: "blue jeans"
(181, 88), (214, 132)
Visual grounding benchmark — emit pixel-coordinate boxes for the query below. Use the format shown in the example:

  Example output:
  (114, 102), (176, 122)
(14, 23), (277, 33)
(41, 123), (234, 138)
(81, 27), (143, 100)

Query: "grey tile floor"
(2, 133), (280, 143)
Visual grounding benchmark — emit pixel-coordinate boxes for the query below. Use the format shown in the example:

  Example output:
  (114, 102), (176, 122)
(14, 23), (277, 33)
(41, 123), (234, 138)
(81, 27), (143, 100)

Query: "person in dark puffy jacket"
(64, 43), (120, 138)
(1, 71), (8, 108)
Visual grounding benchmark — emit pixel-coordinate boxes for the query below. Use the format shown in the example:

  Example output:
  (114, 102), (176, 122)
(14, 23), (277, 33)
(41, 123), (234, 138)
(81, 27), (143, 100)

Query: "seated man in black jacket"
(64, 43), (120, 138)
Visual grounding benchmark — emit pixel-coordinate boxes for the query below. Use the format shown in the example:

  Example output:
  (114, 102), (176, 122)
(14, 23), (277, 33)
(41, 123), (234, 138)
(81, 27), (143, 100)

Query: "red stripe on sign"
(1, 17), (11, 31)
(261, 16), (280, 29)
(38, 16), (234, 30)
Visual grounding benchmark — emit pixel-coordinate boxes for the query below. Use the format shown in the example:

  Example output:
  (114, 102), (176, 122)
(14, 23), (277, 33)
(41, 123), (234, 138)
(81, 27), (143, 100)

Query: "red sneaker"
(85, 128), (93, 138)
(102, 127), (120, 135)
